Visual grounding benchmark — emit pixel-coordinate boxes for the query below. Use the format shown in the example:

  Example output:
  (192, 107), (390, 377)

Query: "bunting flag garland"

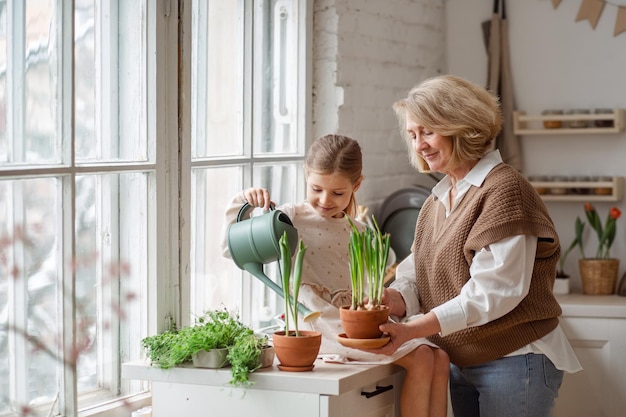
(615, 5), (626, 35)
(553, 0), (626, 37)
(576, 0), (606, 29)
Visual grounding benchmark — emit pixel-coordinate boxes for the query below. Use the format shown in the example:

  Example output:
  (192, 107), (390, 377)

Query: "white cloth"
(391, 150), (582, 373)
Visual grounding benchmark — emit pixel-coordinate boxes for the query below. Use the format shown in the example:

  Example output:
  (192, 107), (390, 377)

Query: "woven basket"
(579, 259), (619, 295)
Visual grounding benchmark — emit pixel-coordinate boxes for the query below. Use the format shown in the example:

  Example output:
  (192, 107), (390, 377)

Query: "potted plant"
(227, 331), (272, 386)
(569, 203), (622, 295)
(185, 308), (251, 368)
(339, 216), (391, 340)
(271, 231), (322, 372)
(140, 308), (272, 386)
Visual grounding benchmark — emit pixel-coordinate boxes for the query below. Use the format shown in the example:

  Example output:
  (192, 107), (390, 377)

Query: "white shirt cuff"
(431, 298), (467, 337)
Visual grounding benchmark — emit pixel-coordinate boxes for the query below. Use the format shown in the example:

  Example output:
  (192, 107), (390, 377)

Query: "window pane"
(190, 166), (243, 315)
(74, 172), (148, 397)
(0, 0), (7, 162)
(0, 177), (61, 410)
(192, 0), (244, 158)
(75, 0), (148, 163)
(253, 162), (303, 204)
(12, 0), (60, 165)
(190, 163), (303, 327)
(74, 0), (97, 161)
(254, 0), (299, 155)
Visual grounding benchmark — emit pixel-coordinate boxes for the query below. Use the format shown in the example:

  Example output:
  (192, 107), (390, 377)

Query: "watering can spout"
(244, 263), (320, 322)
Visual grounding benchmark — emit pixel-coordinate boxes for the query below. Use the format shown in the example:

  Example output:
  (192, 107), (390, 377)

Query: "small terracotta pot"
(339, 305), (390, 339)
(272, 330), (321, 372)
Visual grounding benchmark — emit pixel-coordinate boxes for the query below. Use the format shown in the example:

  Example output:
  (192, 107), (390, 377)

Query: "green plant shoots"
(347, 215), (390, 310)
(278, 231), (307, 336)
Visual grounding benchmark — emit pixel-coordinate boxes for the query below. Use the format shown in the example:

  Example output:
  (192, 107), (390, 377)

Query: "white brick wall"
(312, 0), (445, 210)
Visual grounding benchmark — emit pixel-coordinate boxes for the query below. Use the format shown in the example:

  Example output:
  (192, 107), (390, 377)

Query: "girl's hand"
(382, 288), (407, 318)
(242, 187), (273, 211)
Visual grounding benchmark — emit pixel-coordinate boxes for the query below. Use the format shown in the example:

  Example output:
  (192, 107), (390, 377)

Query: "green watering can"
(227, 203), (320, 322)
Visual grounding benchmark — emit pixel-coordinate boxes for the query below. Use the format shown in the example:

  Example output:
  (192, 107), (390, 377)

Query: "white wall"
(312, 0), (446, 209)
(312, 0), (626, 293)
(446, 0), (626, 292)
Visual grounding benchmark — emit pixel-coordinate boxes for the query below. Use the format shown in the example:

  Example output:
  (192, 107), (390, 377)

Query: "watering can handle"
(236, 201), (276, 222)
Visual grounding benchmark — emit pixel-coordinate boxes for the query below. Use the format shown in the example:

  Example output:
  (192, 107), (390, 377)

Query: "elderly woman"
(373, 75), (582, 417)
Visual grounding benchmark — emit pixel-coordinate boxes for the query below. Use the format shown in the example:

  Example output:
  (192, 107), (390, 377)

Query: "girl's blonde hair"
(393, 75), (502, 172)
(304, 134), (363, 217)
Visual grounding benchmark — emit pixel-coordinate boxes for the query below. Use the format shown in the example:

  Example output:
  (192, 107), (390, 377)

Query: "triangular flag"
(614, 6), (626, 36)
(552, 0), (562, 9)
(575, 0), (606, 30)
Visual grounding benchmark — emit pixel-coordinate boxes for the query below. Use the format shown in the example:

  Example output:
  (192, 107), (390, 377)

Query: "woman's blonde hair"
(304, 134), (363, 217)
(393, 75), (502, 172)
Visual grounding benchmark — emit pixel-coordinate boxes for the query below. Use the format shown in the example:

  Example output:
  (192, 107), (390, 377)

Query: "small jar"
(566, 109), (590, 128)
(592, 176), (613, 195)
(573, 176), (591, 195)
(548, 176), (569, 195)
(528, 175), (550, 195)
(594, 108), (614, 128)
(541, 110), (563, 129)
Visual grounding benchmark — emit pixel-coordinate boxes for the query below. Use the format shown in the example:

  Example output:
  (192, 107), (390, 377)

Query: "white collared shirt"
(394, 150), (581, 372)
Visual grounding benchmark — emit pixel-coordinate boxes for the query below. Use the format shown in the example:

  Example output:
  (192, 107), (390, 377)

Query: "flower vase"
(579, 259), (619, 295)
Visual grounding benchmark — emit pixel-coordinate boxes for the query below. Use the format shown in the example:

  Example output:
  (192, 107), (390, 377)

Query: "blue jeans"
(449, 353), (564, 417)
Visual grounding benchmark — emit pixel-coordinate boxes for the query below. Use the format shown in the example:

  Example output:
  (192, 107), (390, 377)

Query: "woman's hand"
(360, 311), (441, 355)
(242, 187), (273, 211)
(365, 320), (413, 355)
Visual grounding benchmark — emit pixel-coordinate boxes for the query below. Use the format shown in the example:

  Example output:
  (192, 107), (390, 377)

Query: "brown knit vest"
(414, 163), (562, 366)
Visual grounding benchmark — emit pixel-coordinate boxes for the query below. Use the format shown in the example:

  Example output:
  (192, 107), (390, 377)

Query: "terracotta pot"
(579, 258), (619, 295)
(272, 330), (321, 372)
(339, 305), (390, 339)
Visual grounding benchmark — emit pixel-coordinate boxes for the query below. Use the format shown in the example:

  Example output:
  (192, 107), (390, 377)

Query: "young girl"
(221, 134), (449, 417)
(222, 134), (364, 310)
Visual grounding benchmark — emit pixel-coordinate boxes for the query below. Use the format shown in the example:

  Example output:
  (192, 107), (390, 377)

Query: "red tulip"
(610, 207), (622, 220)
(573, 203), (622, 259)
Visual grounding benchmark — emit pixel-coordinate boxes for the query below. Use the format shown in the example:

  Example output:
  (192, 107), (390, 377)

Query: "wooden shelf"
(530, 176), (623, 202)
(513, 109), (625, 135)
